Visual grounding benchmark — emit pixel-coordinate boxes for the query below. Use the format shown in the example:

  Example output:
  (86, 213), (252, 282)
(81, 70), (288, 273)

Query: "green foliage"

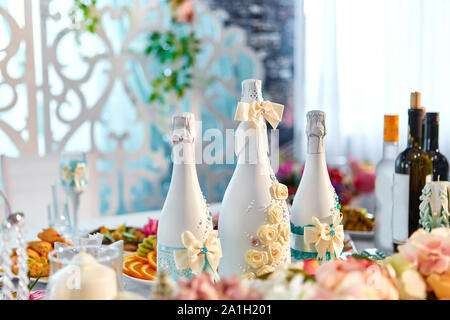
(70, 0), (206, 105)
(145, 30), (201, 104)
(70, 0), (100, 34)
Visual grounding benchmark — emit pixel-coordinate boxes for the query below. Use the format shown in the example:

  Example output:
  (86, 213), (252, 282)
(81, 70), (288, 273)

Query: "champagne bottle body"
(290, 110), (342, 261)
(218, 79), (290, 278)
(157, 123), (212, 281)
(218, 142), (276, 278)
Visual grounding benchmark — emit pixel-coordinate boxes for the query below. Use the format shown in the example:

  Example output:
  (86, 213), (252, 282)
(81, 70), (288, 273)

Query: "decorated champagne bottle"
(218, 79), (291, 279)
(290, 110), (344, 262)
(157, 113), (222, 281)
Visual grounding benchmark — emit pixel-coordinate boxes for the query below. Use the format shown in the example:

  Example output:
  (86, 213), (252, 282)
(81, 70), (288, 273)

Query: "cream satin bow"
(304, 213), (344, 262)
(235, 100), (284, 129)
(174, 230), (222, 277)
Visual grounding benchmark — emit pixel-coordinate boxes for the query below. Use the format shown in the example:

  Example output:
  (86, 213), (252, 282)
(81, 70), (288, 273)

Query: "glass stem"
(70, 191), (80, 236)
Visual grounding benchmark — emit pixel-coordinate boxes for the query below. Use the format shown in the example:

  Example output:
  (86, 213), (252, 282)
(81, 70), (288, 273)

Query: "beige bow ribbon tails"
(304, 213), (344, 262)
(174, 230), (222, 279)
(235, 100), (284, 129)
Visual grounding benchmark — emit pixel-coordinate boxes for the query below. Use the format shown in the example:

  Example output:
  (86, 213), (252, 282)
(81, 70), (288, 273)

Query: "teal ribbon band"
(290, 220), (344, 262)
(158, 243), (219, 282)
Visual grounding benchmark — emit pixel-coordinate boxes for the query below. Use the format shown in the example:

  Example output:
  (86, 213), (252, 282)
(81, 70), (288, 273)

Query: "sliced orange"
(132, 254), (148, 263)
(147, 251), (157, 270)
(124, 268), (144, 279)
(123, 253), (146, 263)
(124, 260), (143, 278)
(141, 264), (156, 280)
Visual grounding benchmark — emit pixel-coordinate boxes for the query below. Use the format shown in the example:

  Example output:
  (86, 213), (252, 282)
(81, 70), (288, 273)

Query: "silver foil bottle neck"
(172, 112), (196, 143)
(241, 79), (263, 103)
(306, 110), (326, 154)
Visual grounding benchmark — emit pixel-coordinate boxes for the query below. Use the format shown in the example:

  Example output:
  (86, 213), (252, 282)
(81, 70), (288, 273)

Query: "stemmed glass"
(60, 152), (88, 236)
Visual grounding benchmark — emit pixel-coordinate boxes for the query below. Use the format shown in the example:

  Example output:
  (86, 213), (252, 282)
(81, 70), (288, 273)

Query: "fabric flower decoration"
(256, 265), (275, 277)
(271, 182), (289, 200)
(73, 163), (87, 192)
(246, 249), (268, 269)
(304, 213), (344, 261)
(61, 165), (72, 183)
(267, 242), (284, 264)
(175, 230), (222, 279)
(243, 272), (256, 280)
(267, 203), (284, 224)
(257, 224), (278, 244)
(277, 222), (290, 245)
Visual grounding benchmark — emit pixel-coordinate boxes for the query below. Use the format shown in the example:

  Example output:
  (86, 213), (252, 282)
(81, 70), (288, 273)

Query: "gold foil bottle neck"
(384, 115), (399, 142)
(410, 92), (421, 109)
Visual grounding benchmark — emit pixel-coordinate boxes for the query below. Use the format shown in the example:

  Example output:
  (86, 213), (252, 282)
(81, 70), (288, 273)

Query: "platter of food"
(122, 235), (157, 285)
(91, 225), (146, 252)
(3, 228), (72, 283)
(341, 206), (375, 238)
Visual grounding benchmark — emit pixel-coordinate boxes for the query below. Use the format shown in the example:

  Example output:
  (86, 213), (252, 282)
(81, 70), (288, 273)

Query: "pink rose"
(398, 228), (450, 276)
(314, 257), (398, 299)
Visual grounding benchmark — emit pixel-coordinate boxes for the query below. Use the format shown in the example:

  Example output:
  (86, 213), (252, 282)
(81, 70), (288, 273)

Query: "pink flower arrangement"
(395, 228), (450, 299)
(312, 257), (399, 300)
(142, 218), (158, 237)
(398, 228), (450, 276)
(176, 273), (262, 300)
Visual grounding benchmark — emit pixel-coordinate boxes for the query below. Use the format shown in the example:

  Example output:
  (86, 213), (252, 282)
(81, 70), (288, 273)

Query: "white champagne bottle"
(218, 79), (290, 279)
(157, 113), (219, 281)
(374, 115), (399, 255)
(290, 110), (344, 262)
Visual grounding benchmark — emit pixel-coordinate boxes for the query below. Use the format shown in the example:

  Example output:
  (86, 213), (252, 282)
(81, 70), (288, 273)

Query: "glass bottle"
(374, 115), (399, 254)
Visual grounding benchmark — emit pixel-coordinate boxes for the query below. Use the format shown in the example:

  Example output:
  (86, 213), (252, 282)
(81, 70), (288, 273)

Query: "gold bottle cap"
(384, 115), (399, 142)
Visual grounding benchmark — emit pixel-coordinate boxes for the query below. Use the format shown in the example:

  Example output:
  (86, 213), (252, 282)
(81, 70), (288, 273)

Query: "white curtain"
(295, 0), (450, 166)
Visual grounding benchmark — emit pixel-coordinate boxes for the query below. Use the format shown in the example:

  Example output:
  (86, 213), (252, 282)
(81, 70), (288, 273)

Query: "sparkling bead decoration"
(1, 212), (29, 300)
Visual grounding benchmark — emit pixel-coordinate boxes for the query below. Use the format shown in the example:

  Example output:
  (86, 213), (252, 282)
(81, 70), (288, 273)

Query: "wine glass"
(60, 152), (88, 237)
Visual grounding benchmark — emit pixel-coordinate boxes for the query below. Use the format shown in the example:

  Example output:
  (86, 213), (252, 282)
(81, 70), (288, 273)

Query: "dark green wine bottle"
(392, 108), (433, 249)
(424, 113), (449, 181)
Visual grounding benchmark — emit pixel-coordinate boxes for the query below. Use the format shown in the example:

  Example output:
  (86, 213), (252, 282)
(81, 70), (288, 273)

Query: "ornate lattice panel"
(0, 0), (263, 216)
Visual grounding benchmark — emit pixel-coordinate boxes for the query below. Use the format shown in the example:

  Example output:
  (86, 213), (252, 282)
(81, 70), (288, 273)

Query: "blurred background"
(0, 0), (449, 223)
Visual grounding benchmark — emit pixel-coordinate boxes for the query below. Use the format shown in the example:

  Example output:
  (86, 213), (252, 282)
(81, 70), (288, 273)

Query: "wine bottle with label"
(374, 115), (399, 255)
(424, 112), (449, 181)
(392, 92), (433, 249)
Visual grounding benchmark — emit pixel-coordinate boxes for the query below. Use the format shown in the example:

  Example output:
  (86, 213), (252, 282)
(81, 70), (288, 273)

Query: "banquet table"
(6, 203), (376, 299)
